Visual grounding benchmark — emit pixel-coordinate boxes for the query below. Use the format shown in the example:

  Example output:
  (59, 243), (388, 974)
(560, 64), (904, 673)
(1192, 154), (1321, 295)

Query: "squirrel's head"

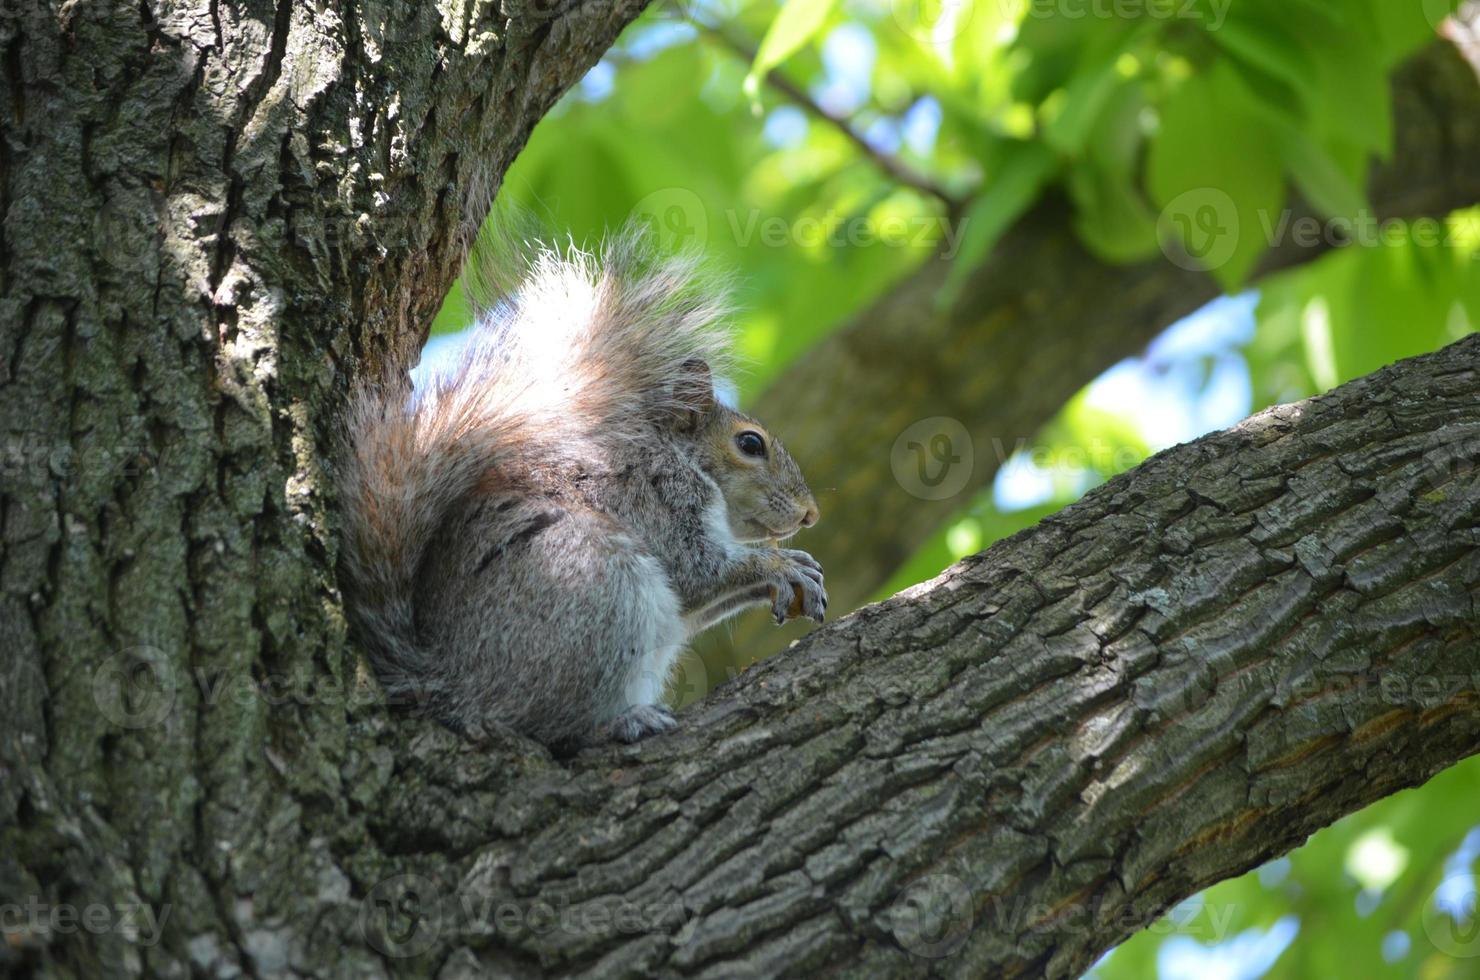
(669, 360), (819, 543)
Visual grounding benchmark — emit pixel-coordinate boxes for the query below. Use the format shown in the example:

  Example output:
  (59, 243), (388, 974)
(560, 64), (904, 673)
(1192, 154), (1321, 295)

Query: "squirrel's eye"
(735, 431), (767, 458)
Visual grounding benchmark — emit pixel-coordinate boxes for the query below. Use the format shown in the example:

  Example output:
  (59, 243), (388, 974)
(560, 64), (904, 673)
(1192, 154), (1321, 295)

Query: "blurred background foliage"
(424, 0), (1480, 974)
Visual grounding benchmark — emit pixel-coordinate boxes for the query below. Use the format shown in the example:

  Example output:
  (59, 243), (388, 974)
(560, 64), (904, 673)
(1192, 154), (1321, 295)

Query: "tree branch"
(369, 333), (1480, 978)
(704, 33), (1480, 670)
(696, 23), (962, 210)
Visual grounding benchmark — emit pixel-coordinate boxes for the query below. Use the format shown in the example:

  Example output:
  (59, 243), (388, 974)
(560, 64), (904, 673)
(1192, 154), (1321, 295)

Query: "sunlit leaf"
(743, 0), (838, 101)
(1148, 62), (1286, 289)
(939, 140), (1059, 302)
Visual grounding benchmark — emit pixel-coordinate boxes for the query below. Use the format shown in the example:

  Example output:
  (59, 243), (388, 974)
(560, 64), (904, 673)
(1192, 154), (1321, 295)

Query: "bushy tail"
(337, 372), (520, 707)
(338, 226), (732, 708)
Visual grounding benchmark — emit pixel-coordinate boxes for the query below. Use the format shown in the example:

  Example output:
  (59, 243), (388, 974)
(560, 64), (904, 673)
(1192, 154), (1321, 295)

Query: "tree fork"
(2, 1), (1479, 977)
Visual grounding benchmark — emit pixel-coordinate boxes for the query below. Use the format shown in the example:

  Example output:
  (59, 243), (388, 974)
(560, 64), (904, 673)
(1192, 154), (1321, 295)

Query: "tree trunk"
(3, 5), (1479, 980)
(704, 31), (1480, 673)
(1, 0), (642, 974)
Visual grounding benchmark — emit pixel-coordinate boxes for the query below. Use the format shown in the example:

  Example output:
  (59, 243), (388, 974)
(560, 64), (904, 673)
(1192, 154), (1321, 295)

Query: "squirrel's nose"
(799, 503), (819, 528)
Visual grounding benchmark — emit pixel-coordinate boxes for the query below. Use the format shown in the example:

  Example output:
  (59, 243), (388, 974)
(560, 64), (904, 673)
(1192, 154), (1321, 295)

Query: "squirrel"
(338, 229), (825, 746)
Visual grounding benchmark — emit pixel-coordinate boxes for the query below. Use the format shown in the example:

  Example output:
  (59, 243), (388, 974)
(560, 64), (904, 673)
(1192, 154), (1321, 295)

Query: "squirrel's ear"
(670, 358), (716, 428)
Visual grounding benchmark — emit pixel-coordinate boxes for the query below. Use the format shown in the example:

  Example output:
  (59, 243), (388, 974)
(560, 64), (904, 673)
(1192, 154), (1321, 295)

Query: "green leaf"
(1043, 24), (1149, 156)
(743, 0), (838, 101)
(1147, 62), (1287, 289)
(1282, 130), (1370, 223)
(939, 141), (1059, 304)
(1010, 14), (1103, 105)
(1306, 24), (1392, 156)
(1332, 235), (1465, 382)
(1366, 0), (1461, 65)
(1069, 165), (1160, 263)
(1068, 83), (1159, 263)
(1203, 7), (1313, 117)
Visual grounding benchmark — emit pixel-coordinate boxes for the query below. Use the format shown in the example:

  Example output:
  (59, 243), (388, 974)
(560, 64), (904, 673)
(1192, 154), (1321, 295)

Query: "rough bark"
(3, 3), (1480, 979)
(0, 0), (643, 975)
(704, 32), (1480, 671)
(332, 335), (1480, 979)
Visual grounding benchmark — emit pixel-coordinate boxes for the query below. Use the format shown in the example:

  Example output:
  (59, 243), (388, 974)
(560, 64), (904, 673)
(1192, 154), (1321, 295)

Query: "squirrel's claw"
(609, 704), (678, 743)
(768, 549), (827, 626)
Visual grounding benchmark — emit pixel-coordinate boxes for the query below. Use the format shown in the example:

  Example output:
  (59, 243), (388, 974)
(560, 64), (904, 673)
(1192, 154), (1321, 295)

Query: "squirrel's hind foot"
(608, 704), (679, 743)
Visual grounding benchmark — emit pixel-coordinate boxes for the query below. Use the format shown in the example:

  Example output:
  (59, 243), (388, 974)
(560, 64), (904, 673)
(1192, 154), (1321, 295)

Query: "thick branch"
(709, 34), (1480, 670)
(370, 333), (1480, 978)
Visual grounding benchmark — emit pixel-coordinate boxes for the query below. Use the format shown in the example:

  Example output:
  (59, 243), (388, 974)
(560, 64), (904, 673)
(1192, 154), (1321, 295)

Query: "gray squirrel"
(338, 230), (825, 746)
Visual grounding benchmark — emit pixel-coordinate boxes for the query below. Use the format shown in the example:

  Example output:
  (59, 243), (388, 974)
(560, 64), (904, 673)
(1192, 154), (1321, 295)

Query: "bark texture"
(0, 0), (643, 975)
(341, 336), (1480, 979)
(704, 33), (1480, 671)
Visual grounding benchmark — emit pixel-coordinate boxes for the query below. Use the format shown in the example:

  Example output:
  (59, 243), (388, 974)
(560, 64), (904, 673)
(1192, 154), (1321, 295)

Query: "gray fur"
(339, 232), (824, 747)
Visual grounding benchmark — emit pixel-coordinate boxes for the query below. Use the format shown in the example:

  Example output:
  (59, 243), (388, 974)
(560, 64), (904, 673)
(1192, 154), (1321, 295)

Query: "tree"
(702, 25), (1480, 669)
(2, 3), (1478, 980)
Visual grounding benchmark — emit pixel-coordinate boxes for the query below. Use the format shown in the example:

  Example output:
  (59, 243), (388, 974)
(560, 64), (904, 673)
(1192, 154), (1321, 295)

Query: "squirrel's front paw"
(609, 704), (679, 743)
(767, 549), (827, 626)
